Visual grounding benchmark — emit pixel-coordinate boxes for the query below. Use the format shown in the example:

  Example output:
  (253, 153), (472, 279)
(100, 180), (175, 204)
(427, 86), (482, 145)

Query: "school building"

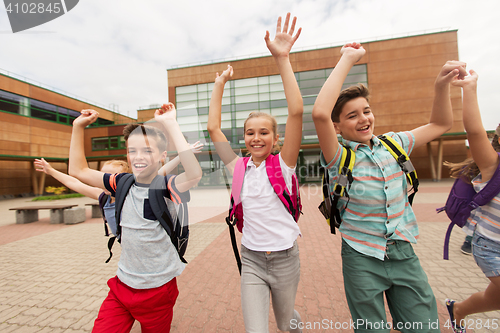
(0, 29), (468, 197)
(166, 29), (467, 186)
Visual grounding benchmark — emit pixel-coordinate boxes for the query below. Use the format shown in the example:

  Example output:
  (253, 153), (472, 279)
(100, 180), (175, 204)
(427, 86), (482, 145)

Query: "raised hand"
(34, 158), (53, 174)
(340, 42), (366, 63)
(155, 102), (177, 122)
(73, 109), (99, 128)
(190, 141), (204, 154)
(264, 13), (302, 58)
(215, 65), (233, 85)
(435, 60), (468, 87)
(451, 69), (478, 89)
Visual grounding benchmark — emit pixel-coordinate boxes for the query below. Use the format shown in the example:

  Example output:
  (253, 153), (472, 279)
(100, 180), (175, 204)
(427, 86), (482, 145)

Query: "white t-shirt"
(240, 154), (301, 251)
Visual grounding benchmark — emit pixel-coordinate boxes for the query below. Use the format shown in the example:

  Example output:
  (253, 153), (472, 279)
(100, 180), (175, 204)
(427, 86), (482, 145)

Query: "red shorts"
(92, 276), (179, 333)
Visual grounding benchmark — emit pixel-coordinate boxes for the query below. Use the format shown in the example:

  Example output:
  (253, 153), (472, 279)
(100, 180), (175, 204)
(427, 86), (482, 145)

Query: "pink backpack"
(225, 154), (302, 273)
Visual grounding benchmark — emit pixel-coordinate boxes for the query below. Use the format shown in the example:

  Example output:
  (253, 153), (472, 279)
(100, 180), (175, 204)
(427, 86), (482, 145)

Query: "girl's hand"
(215, 65), (233, 85)
(34, 158), (53, 174)
(190, 141), (204, 154)
(451, 69), (478, 89)
(264, 13), (301, 58)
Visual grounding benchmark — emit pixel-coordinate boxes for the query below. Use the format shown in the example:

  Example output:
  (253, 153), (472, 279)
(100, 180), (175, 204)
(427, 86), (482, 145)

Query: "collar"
(341, 135), (380, 151)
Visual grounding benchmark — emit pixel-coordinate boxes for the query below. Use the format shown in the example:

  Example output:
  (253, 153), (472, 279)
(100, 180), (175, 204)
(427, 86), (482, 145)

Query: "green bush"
(32, 193), (85, 201)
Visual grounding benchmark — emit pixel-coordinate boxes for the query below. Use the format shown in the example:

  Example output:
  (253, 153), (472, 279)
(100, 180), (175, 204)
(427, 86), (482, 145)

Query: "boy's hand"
(190, 141), (204, 154)
(215, 65), (233, 85)
(451, 69), (478, 89)
(155, 102), (177, 123)
(435, 60), (467, 87)
(264, 13), (301, 58)
(340, 42), (365, 63)
(73, 109), (99, 128)
(34, 158), (53, 174)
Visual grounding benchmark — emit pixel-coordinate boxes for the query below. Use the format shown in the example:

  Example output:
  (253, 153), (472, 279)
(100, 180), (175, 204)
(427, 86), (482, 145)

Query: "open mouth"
(133, 163), (148, 170)
(358, 125), (370, 132)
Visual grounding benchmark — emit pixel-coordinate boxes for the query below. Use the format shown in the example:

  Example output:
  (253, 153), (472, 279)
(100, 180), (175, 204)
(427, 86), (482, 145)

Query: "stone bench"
(85, 201), (102, 218)
(9, 204), (78, 224)
(63, 207), (86, 225)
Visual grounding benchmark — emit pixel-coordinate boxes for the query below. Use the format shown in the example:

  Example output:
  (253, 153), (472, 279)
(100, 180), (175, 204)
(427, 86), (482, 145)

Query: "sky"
(1, 0), (499, 129)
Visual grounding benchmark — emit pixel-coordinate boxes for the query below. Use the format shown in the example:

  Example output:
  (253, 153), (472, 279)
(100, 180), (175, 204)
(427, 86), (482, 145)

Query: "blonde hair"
(243, 111), (281, 154)
(102, 159), (131, 173)
(445, 124), (500, 183)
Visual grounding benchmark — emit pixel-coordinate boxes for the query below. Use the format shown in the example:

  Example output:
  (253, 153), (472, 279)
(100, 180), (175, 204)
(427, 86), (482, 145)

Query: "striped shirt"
(320, 131), (417, 260)
(463, 174), (500, 243)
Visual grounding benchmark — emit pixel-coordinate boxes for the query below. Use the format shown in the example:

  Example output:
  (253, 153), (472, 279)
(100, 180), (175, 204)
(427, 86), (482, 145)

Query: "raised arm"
(158, 141), (204, 176)
(35, 158), (102, 200)
(68, 109), (107, 189)
(411, 60), (467, 149)
(312, 43), (365, 163)
(452, 70), (499, 181)
(264, 13), (303, 168)
(207, 65), (239, 174)
(155, 103), (202, 192)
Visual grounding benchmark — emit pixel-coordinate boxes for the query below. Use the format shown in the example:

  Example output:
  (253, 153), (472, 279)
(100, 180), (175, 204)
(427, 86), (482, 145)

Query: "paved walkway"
(0, 181), (498, 332)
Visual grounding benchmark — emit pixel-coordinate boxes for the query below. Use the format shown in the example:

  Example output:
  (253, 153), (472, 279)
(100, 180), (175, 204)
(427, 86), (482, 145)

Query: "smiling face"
(244, 116), (279, 166)
(334, 96), (374, 147)
(126, 133), (166, 184)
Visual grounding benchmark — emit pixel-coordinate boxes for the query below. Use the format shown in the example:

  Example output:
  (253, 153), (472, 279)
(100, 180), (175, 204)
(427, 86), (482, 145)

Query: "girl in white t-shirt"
(207, 13), (303, 333)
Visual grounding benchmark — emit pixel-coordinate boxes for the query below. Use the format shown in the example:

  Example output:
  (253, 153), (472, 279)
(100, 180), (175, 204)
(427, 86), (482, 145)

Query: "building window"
(92, 136), (126, 151)
(0, 89), (116, 127)
(174, 64), (368, 147)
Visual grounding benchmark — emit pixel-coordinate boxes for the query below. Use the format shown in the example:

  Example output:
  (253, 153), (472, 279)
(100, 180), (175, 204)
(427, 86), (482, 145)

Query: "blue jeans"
(472, 233), (500, 277)
(240, 241), (301, 333)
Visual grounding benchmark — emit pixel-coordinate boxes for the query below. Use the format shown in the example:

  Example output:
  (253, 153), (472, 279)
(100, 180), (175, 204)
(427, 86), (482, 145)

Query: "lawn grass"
(32, 193), (85, 201)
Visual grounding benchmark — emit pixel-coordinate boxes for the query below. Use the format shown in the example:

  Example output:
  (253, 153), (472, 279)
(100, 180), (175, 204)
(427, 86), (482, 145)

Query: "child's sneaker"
(445, 299), (466, 333)
(460, 240), (472, 255)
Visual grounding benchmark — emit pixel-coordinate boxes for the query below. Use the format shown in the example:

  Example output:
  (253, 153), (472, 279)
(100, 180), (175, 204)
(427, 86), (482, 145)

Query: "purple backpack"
(438, 152), (500, 259)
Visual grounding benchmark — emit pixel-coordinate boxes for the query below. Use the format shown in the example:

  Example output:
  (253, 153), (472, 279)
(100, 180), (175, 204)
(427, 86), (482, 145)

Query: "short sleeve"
(320, 144), (342, 170)
(278, 153), (296, 193)
(165, 174), (190, 205)
(391, 131), (415, 155)
(103, 173), (129, 197)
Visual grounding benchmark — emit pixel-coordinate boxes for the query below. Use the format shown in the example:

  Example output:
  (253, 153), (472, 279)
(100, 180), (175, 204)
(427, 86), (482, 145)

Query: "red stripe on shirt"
(168, 176), (181, 204)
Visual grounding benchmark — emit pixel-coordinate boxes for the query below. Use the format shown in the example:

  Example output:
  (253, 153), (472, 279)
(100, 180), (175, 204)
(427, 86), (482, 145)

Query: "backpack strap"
(105, 174), (135, 263)
(265, 154), (302, 222)
(98, 192), (110, 236)
(377, 134), (419, 205)
(331, 146), (355, 233)
(225, 157), (249, 275)
(149, 175), (187, 264)
(98, 192), (115, 263)
(469, 152), (500, 207)
(317, 145), (355, 234)
(114, 173), (135, 242)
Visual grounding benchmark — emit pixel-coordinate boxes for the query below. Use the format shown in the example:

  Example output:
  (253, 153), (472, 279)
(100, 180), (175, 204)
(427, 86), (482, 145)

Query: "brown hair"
(445, 124), (500, 183)
(102, 159), (131, 173)
(331, 83), (370, 122)
(243, 111), (281, 154)
(123, 124), (167, 153)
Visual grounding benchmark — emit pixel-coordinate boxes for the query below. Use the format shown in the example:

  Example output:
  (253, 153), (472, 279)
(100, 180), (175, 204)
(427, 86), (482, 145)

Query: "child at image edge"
(444, 70), (500, 333)
(69, 104), (202, 333)
(207, 13), (303, 333)
(312, 42), (467, 332)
